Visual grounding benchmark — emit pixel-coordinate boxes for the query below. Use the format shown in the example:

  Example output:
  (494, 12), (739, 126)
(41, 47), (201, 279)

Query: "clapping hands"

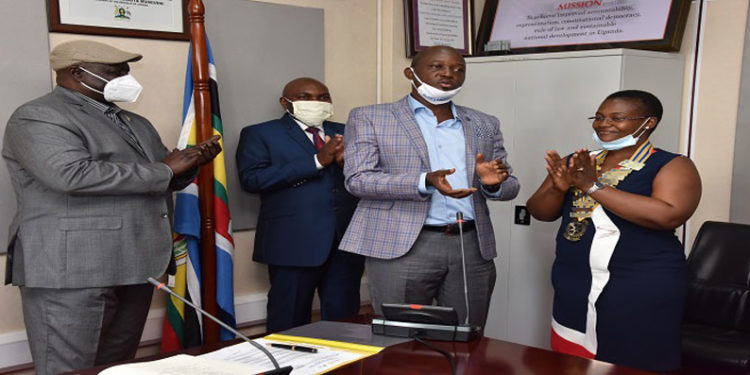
(162, 135), (222, 176)
(544, 148), (598, 192)
(316, 134), (344, 167)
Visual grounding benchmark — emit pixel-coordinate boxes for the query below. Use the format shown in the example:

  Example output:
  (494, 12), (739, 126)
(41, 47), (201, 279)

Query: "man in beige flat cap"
(2, 40), (222, 375)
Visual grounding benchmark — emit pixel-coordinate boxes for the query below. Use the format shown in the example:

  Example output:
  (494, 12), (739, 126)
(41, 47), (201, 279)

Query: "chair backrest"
(683, 221), (750, 331)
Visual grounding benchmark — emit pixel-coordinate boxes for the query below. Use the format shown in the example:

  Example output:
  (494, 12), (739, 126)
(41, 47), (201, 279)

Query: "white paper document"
(200, 338), (370, 375)
(98, 354), (263, 375)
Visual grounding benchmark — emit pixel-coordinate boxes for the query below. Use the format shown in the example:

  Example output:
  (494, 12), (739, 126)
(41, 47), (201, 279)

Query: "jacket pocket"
(58, 216), (123, 231)
(358, 200), (394, 210)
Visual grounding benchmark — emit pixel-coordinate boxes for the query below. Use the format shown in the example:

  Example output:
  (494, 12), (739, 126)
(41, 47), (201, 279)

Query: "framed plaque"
(404, 0), (474, 57)
(475, 0), (690, 55)
(48, 0), (190, 41)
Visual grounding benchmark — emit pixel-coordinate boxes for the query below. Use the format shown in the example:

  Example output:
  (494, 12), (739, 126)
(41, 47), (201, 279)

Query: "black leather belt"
(422, 220), (476, 235)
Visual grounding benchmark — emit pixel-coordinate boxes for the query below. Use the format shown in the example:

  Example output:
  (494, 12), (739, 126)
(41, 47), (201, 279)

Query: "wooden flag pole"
(188, 0), (219, 345)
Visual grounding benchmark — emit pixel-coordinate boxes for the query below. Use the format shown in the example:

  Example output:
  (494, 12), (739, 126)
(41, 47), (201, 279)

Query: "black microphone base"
(256, 365), (293, 375)
(372, 318), (480, 342)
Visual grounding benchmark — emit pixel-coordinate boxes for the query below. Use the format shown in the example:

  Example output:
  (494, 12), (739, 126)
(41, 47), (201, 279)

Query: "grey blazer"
(2, 87), (192, 288)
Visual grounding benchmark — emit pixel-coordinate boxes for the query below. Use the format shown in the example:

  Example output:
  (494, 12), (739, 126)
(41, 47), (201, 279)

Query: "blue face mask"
(592, 117), (651, 150)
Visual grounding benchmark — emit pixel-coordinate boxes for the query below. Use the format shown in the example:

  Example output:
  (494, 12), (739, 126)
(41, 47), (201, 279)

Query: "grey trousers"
(366, 228), (496, 327)
(20, 284), (153, 375)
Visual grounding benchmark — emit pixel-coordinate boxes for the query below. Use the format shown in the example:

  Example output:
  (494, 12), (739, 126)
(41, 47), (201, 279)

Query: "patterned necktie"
(106, 107), (145, 154)
(305, 127), (325, 151)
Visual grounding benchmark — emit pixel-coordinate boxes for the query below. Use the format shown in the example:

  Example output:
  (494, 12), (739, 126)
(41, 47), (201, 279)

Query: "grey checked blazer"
(340, 96), (520, 260)
(2, 87), (193, 288)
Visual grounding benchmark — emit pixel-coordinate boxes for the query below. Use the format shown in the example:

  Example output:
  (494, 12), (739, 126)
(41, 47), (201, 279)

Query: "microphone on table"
(146, 277), (293, 375)
(371, 212), (478, 375)
(456, 212), (470, 326)
(371, 211), (480, 342)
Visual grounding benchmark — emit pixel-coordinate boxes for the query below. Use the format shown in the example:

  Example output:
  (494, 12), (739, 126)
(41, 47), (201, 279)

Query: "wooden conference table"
(327, 334), (730, 375)
(66, 331), (673, 375)
(65, 315), (727, 375)
(326, 335), (656, 375)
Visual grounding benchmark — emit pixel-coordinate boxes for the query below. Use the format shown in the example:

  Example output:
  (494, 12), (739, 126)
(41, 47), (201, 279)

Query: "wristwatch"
(586, 181), (605, 195)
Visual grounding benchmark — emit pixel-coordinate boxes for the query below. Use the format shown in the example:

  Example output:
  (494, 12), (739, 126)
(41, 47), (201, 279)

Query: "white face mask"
(592, 117), (651, 150)
(409, 67), (462, 105)
(284, 98), (334, 127)
(78, 67), (143, 103)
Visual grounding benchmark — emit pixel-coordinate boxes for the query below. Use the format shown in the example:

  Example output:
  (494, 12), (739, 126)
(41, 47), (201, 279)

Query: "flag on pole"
(161, 37), (237, 352)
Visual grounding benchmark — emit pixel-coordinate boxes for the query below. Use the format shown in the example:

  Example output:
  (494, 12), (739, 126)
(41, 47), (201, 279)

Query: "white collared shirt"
(292, 117), (325, 170)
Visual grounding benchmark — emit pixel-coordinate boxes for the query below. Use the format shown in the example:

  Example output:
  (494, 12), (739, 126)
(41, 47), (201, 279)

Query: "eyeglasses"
(587, 115), (649, 124)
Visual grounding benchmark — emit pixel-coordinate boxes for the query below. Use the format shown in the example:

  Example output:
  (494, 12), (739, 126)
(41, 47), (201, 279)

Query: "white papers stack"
(98, 354), (263, 375)
(200, 338), (370, 375)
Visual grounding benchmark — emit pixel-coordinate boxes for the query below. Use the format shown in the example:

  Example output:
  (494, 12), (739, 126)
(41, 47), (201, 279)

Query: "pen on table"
(269, 343), (318, 353)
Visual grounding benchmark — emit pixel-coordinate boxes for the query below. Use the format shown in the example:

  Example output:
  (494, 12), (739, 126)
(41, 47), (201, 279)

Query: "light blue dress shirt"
(409, 95), (501, 225)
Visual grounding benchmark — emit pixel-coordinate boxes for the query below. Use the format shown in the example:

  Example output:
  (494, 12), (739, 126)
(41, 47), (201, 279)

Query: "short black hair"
(605, 90), (663, 123)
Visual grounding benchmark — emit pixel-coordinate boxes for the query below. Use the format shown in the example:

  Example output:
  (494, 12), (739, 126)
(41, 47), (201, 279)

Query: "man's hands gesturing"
(475, 153), (508, 187)
(162, 135), (222, 176)
(425, 169), (477, 199)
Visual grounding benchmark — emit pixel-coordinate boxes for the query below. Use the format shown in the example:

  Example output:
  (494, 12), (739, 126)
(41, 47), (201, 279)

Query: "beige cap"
(49, 40), (142, 70)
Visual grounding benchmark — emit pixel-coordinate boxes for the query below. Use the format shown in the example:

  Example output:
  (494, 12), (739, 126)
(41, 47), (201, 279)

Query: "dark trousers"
(266, 249), (365, 333)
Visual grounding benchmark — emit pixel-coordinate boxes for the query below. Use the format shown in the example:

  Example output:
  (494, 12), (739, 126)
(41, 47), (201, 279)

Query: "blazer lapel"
(119, 112), (155, 161)
(55, 88), (149, 159)
(393, 96), (430, 169)
(282, 114), (317, 155)
(457, 106), (478, 184)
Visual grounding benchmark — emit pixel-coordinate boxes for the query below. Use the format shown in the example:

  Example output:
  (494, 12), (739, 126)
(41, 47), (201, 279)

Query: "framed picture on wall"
(475, 0), (690, 55)
(404, 0), (475, 57)
(48, 0), (190, 41)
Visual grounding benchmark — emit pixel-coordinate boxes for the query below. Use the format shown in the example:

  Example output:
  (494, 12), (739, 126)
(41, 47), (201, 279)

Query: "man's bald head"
(282, 78), (330, 100)
(410, 45), (465, 68)
(280, 77), (331, 114)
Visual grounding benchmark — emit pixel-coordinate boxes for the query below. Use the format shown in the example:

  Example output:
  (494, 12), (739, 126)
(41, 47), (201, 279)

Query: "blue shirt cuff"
(481, 183), (503, 197)
(418, 172), (435, 195)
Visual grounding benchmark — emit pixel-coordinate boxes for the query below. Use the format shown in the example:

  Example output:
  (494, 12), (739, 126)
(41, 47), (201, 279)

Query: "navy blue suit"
(236, 114), (363, 332)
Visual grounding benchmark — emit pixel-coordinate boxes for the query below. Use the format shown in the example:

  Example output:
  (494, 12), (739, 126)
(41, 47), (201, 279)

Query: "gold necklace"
(563, 141), (655, 242)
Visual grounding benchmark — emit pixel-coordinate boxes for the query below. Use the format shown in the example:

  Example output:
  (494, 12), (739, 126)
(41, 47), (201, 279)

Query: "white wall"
(1, 0), (748, 370)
